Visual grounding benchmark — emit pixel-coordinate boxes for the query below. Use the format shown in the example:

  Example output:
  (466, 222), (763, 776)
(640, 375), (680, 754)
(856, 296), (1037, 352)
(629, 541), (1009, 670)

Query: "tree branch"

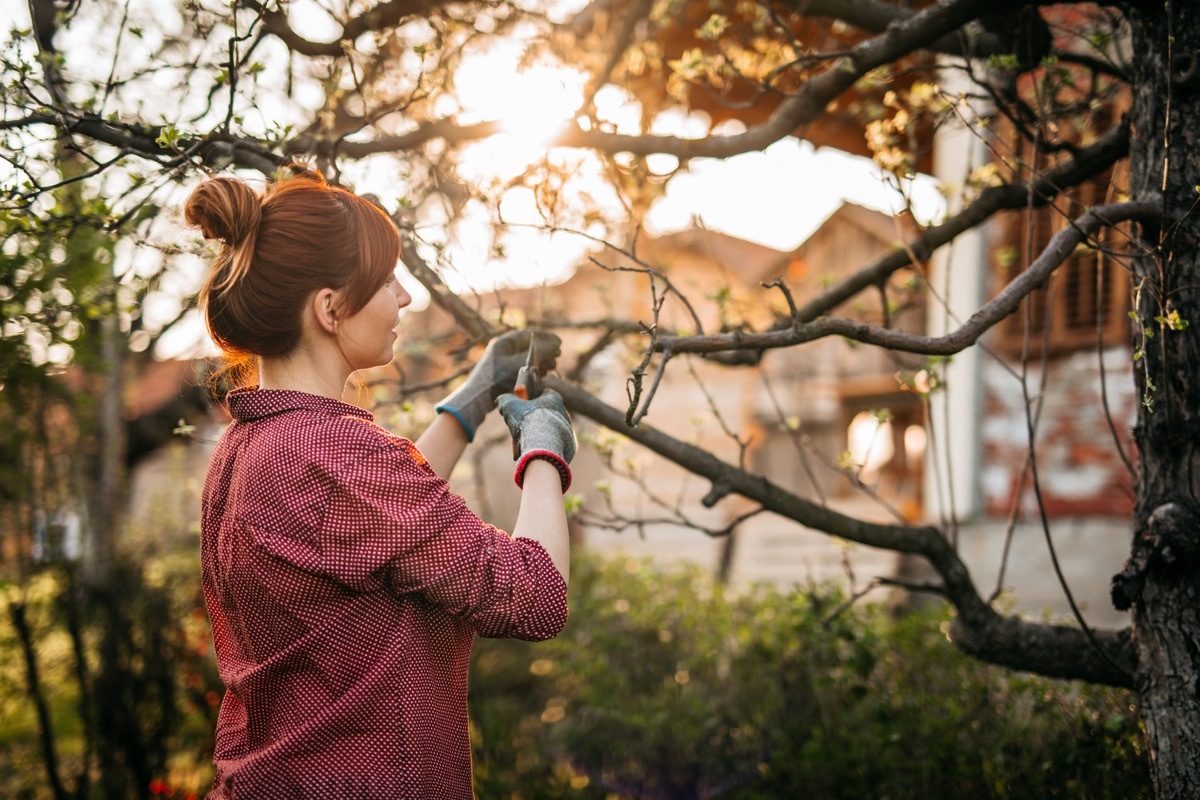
(291, 119), (504, 159)
(651, 199), (1155, 358)
(255, 0), (446, 58)
(11, 112), (280, 175)
(949, 613), (1135, 687)
(396, 204), (1137, 687)
(780, 0), (1009, 60)
(398, 235), (493, 340)
(581, 0), (655, 109)
(551, 0), (999, 159)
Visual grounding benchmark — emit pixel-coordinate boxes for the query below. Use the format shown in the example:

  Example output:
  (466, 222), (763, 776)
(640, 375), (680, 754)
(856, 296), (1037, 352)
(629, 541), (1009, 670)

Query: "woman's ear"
(312, 288), (339, 335)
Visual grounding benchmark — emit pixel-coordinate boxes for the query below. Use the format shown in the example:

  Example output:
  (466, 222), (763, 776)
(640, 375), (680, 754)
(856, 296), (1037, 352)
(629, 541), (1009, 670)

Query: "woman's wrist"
(514, 449), (572, 493)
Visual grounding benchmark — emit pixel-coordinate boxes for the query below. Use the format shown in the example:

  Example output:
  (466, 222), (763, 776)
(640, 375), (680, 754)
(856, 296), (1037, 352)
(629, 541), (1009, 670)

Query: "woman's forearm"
(414, 411), (470, 479)
(512, 459), (570, 585)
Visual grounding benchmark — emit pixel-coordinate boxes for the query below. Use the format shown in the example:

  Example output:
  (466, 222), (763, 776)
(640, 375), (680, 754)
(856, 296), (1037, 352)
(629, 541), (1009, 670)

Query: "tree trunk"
(84, 306), (123, 585)
(1121, 2), (1200, 796)
(8, 600), (69, 800)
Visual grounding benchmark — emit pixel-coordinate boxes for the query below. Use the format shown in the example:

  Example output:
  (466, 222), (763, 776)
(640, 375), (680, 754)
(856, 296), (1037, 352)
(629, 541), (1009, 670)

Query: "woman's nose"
(393, 282), (412, 308)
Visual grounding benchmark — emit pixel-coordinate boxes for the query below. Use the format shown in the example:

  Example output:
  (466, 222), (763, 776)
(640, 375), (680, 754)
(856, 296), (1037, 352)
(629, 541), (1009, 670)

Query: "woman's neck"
(258, 349), (350, 400)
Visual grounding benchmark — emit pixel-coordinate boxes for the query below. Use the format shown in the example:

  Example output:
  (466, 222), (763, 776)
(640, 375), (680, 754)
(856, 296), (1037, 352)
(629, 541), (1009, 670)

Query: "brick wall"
(980, 347), (1137, 520)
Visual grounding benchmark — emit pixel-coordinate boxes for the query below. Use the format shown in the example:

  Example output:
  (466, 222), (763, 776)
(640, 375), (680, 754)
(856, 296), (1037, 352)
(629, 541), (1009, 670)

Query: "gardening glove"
(497, 389), (576, 493)
(435, 329), (561, 442)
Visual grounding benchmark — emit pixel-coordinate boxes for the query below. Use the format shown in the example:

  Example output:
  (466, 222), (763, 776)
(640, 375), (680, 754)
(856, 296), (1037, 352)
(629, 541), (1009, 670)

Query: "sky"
(644, 139), (944, 252)
(394, 35), (945, 295)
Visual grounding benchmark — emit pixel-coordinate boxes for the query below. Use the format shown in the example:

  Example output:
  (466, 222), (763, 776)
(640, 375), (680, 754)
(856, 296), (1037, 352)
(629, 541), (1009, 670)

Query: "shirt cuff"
(434, 404), (476, 443)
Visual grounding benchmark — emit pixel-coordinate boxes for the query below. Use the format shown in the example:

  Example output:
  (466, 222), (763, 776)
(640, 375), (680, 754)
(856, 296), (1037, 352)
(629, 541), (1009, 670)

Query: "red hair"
(185, 165), (400, 387)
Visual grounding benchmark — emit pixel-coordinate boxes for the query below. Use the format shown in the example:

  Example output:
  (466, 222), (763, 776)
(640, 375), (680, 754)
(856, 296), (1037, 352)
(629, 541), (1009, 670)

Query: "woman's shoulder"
(269, 408), (400, 462)
(224, 389), (422, 476)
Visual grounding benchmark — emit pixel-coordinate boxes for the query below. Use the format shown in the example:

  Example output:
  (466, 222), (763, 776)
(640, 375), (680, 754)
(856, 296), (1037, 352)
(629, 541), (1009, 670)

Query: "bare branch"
(652, 204), (1152, 358)
(778, 0), (1011, 60)
(950, 614), (1134, 687)
(290, 119), (504, 160)
(628, 346), (671, 427)
(254, 0), (446, 58)
(551, 0), (1002, 159)
(398, 234), (493, 340)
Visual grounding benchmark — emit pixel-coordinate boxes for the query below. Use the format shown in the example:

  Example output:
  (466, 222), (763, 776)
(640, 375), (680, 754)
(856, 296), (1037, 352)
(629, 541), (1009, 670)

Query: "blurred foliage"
(470, 556), (1150, 800)
(1, 551), (1148, 799)
(0, 554), (221, 800)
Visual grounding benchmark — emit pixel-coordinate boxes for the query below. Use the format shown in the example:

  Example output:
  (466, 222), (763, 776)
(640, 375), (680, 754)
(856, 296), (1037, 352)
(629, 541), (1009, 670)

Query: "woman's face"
(337, 272), (412, 370)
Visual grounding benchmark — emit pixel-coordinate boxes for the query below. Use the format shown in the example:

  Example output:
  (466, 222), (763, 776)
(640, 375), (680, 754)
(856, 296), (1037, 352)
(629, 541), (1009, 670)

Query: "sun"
(454, 42), (586, 175)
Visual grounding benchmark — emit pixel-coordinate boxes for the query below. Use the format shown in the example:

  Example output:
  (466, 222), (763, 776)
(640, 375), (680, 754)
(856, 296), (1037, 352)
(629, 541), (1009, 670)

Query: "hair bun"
(278, 161), (327, 186)
(184, 176), (262, 246)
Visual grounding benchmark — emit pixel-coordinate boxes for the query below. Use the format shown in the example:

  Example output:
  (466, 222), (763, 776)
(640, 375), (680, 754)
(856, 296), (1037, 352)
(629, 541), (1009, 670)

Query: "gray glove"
(497, 389), (576, 492)
(435, 329), (561, 442)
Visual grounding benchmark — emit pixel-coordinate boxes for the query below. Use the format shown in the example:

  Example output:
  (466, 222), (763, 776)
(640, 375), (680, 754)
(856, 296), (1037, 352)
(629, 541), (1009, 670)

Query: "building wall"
(500, 215), (926, 593)
(980, 348), (1137, 518)
(927, 348), (1139, 630)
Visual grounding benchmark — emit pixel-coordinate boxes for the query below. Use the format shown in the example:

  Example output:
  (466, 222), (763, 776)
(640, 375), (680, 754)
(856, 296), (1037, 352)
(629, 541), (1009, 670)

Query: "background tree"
(2, 0), (1197, 796)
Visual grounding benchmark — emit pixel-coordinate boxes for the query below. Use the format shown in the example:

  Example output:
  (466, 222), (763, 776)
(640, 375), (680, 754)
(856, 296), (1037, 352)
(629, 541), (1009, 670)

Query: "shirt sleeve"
(317, 437), (568, 641)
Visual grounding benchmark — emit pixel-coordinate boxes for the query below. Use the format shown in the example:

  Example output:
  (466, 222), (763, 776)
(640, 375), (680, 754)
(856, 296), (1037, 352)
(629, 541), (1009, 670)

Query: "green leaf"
(155, 124), (181, 149)
(699, 14), (729, 41)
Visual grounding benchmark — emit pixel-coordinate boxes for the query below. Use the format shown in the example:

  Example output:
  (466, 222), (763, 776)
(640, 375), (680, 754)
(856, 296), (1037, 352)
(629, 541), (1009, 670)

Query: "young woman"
(186, 165), (576, 799)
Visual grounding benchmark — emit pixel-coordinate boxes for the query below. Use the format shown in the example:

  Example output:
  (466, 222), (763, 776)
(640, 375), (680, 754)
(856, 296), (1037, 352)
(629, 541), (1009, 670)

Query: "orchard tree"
(4, 0), (1199, 796)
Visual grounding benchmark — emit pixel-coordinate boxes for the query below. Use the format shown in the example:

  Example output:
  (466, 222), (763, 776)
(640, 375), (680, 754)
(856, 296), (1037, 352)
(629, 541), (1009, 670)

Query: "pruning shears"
(512, 338), (543, 459)
(513, 337), (542, 401)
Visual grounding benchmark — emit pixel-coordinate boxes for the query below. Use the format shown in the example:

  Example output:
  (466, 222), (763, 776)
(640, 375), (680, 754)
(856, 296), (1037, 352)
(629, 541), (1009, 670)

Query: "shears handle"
(513, 364), (542, 400)
(511, 337), (543, 459)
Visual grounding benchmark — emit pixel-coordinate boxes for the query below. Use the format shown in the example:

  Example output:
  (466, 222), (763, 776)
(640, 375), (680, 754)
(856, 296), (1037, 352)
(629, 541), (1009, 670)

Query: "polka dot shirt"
(200, 388), (568, 799)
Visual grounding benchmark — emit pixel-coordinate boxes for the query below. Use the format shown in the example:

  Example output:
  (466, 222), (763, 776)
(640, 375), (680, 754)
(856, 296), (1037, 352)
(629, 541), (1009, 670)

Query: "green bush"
(0, 556), (220, 800)
(2, 551), (1148, 799)
(469, 555), (1149, 800)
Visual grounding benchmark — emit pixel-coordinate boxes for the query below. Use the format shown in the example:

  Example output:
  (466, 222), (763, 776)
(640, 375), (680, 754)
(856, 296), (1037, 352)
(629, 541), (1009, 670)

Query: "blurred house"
(124, 358), (226, 552)
(416, 170), (1134, 628)
(916, 6), (1135, 628)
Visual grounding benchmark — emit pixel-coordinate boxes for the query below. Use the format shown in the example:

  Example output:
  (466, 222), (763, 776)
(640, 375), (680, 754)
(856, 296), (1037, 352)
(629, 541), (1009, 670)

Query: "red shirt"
(200, 389), (567, 799)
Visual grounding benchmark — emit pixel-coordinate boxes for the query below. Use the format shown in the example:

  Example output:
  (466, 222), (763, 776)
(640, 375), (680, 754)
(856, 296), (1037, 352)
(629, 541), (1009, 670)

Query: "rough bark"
(1118, 1), (1200, 796)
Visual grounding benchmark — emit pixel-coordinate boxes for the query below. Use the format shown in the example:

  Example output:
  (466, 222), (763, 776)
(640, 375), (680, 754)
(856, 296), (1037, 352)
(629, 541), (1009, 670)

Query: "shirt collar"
(226, 387), (374, 422)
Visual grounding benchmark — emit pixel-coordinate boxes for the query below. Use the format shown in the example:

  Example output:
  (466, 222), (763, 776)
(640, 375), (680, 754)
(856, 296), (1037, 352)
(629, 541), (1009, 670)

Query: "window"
(994, 169), (1130, 357)
(838, 381), (926, 521)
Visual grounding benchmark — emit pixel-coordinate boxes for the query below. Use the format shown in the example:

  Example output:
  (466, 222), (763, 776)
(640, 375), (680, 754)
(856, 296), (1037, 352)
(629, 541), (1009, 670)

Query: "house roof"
(646, 201), (902, 286)
(646, 226), (790, 282)
(796, 201), (906, 250)
(126, 357), (208, 419)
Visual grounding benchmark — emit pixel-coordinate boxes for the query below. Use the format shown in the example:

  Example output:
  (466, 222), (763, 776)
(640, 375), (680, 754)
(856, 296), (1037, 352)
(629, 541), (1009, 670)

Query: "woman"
(187, 165), (576, 799)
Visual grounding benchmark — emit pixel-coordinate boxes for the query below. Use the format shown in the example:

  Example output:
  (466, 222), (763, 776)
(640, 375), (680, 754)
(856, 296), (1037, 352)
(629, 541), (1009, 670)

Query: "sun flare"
(455, 44), (585, 169)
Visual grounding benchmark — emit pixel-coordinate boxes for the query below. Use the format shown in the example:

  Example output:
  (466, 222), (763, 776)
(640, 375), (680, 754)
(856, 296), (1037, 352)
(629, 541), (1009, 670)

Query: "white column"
(925, 64), (990, 523)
